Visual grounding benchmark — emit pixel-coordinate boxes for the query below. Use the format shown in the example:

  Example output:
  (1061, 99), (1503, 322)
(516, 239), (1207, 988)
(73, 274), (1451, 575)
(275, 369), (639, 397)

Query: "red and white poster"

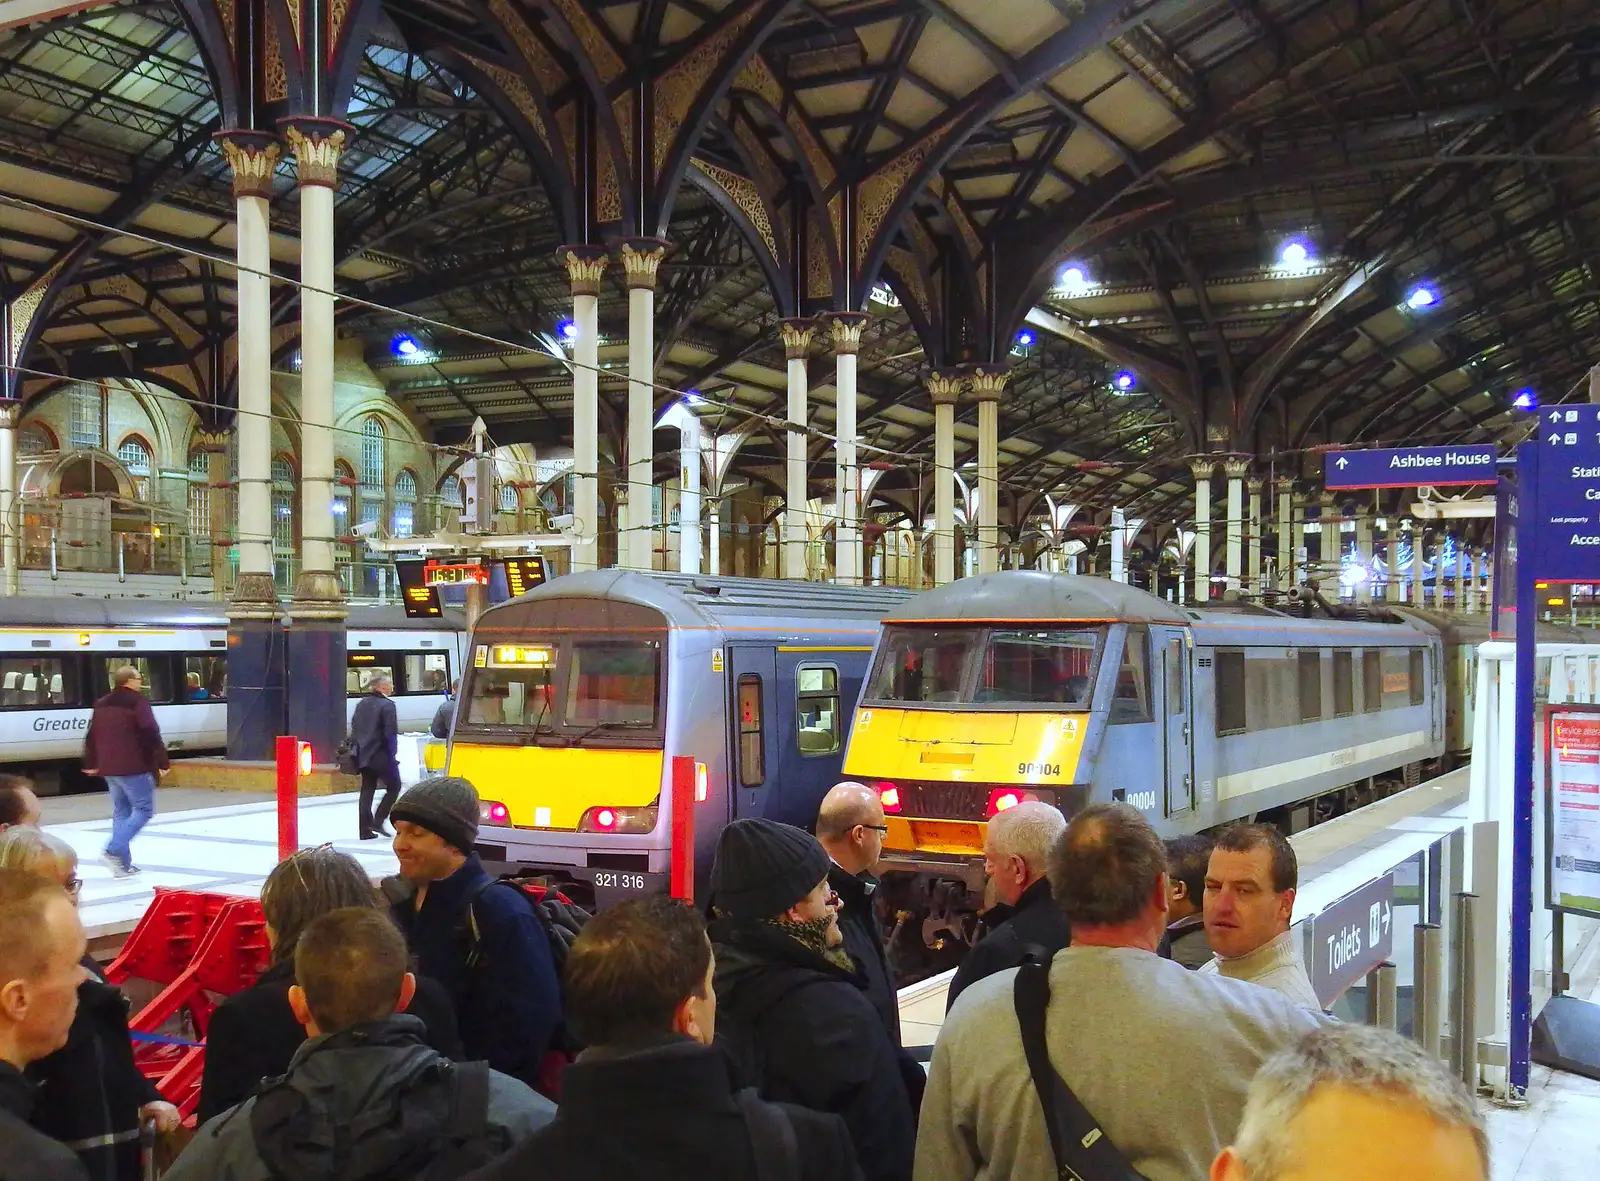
(1549, 710), (1600, 915)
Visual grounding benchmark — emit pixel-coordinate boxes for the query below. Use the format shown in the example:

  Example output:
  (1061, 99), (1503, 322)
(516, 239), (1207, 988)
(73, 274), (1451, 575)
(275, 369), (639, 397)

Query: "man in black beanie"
(388, 776), (563, 1093)
(709, 818), (915, 1181)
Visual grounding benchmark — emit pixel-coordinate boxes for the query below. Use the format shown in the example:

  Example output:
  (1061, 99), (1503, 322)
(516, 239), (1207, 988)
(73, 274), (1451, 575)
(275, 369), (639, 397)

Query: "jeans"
(104, 773), (156, 864)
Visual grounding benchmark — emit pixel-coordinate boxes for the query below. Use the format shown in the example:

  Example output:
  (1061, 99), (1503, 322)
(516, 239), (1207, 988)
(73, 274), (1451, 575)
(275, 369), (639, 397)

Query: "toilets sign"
(1324, 445), (1498, 490)
(1309, 872), (1395, 1008)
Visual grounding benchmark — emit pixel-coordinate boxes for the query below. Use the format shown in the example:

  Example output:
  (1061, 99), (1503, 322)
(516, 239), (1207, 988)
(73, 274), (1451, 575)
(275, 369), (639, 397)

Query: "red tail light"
(874, 781), (901, 813)
(694, 762), (708, 803)
(985, 788), (1039, 818)
(480, 800), (510, 824)
(593, 807), (618, 831)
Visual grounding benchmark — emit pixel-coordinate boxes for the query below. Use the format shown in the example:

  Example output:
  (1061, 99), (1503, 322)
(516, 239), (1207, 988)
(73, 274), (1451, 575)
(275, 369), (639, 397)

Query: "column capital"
(1246, 475), (1265, 495)
(557, 245), (609, 297)
(193, 429), (231, 453)
(967, 362), (1010, 402)
(617, 237), (670, 291)
(779, 317), (817, 360)
(0, 399), (19, 430)
(216, 131), (281, 200)
(826, 311), (871, 354)
(1275, 475), (1296, 492)
(282, 118), (350, 188)
(1222, 458), (1252, 478)
(924, 367), (964, 406)
(1189, 459), (1215, 481)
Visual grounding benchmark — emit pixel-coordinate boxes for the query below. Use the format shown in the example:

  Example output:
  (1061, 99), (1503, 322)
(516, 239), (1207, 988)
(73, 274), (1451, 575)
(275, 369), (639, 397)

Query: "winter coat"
(391, 856), (563, 1091)
(0, 1060), (90, 1181)
(25, 959), (162, 1181)
(349, 692), (399, 773)
(458, 1036), (864, 1181)
(828, 863), (899, 1046)
(197, 959), (464, 1125)
(430, 697), (455, 740)
(84, 687), (168, 777)
(711, 916), (915, 1181)
(165, 1016), (553, 1181)
(946, 878), (1070, 1010)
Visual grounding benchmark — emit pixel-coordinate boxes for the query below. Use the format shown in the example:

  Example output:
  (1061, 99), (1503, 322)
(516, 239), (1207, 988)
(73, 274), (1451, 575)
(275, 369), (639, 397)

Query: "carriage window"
(1332, 651), (1354, 717)
(0, 657), (74, 709)
(567, 641), (659, 729)
(796, 666), (841, 757)
(466, 644), (554, 728)
(347, 655), (395, 696)
(1215, 651), (1246, 735)
(1362, 650), (1383, 713)
(1380, 649), (1413, 709)
(1109, 629), (1150, 724)
(737, 675), (764, 785)
(1298, 651), (1322, 722)
(1166, 639), (1185, 715)
(183, 656), (227, 702)
(403, 652), (451, 695)
(99, 657), (172, 703)
(1409, 649), (1426, 706)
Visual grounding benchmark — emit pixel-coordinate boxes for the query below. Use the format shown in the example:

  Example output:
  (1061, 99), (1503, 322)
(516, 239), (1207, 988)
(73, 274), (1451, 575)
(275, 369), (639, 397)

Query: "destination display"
(502, 554), (548, 597)
(1546, 707), (1600, 918)
(1531, 406), (1600, 583)
(1324, 445), (1498, 490)
(392, 559), (443, 619)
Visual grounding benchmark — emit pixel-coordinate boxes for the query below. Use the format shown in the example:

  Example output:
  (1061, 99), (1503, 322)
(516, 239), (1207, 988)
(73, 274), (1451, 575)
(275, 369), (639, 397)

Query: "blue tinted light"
(1512, 388), (1537, 411)
(557, 319), (579, 341)
(1016, 330), (1036, 347)
(1405, 284), (1439, 310)
(1278, 239), (1313, 268)
(392, 334), (420, 357)
(1113, 370), (1136, 391)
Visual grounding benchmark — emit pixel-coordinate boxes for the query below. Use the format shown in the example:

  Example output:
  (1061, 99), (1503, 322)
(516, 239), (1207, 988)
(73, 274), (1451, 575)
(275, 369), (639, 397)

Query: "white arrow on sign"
(1336, 457), (1349, 469)
(1382, 900), (1391, 935)
(1549, 434), (1562, 444)
(1551, 411), (1563, 422)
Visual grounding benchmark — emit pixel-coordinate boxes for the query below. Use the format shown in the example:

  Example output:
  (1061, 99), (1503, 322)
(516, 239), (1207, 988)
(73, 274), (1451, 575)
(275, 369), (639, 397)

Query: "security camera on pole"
(458, 417), (494, 629)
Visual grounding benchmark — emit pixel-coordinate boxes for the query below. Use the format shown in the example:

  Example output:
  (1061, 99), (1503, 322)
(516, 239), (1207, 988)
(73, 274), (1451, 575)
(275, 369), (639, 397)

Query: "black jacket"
(0, 1060), (90, 1181)
(349, 691), (398, 772)
(430, 696), (455, 740)
(828, 863), (899, 1047)
(196, 958), (463, 1124)
(711, 917), (914, 1181)
(1166, 914), (1212, 969)
(946, 878), (1070, 1010)
(26, 961), (162, 1181)
(458, 1036), (864, 1181)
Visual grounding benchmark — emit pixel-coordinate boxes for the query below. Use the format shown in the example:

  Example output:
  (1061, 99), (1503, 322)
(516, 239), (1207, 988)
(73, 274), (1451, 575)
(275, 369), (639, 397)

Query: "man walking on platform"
(83, 666), (168, 877)
(351, 673), (400, 840)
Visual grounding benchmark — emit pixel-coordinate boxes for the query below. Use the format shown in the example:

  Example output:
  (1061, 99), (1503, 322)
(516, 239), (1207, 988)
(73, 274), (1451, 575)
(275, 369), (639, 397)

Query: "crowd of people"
(0, 769), (1491, 1181)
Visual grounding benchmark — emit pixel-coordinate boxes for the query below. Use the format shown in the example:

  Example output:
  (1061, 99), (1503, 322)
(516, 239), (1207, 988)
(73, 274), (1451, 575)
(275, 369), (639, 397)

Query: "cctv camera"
(550, 513), (576, 533)
(351, 520), (380, 538)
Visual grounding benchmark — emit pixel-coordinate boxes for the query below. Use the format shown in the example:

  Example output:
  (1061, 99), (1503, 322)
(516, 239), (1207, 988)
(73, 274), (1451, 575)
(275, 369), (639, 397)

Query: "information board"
(1309, 872), (1395, 1008)
(1324, 445), (1497, 490)
(1546, 705), (1600, 917)
(424, 557), (490, 586)
(502, 554), (548, 597)
(392, 559), (442, 619)
(1531, 405), (1600, 583)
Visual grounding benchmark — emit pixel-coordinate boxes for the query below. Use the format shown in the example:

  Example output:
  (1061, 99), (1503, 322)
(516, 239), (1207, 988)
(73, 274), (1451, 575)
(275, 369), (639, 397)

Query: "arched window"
(271, 457), (296, 550)
(187, 448), (211, 540)
(116, 436), (151, 499)
(68, 385), (103, 449)
(332, 461), (354, 530)
(393, 469), (417, 538)
(18, 422), (54, 456)
(360, 416), (385, 486)
(439, 474), (460, 505)
(498, 484), (519, 513)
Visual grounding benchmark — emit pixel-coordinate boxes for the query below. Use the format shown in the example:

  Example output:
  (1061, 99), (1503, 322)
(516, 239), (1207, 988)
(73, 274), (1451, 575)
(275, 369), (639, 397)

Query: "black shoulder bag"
(1014, 958), (1151, 1181)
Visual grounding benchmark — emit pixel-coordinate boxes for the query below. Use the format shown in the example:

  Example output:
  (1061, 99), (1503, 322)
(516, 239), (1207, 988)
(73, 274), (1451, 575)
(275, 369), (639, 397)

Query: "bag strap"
(735, 1089), (801, 1181)
(1014, 959), (1148, 1181)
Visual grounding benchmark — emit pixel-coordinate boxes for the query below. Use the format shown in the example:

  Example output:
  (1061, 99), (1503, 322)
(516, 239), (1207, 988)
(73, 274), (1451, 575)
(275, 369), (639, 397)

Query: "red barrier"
(669, 755), (696, 901)
(276, 734), (309, 861)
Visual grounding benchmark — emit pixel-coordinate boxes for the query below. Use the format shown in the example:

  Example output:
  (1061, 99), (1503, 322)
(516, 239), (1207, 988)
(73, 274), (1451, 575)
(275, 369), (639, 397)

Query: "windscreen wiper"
(569, 720), (652, 744)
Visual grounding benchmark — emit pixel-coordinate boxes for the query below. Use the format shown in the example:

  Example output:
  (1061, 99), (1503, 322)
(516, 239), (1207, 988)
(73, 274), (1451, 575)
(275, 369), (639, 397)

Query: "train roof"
(0, 597), (464, 631)
(881, 571), (1189, 625)
(1394, 607), (1600, 646)
(480, 570), (915, 630)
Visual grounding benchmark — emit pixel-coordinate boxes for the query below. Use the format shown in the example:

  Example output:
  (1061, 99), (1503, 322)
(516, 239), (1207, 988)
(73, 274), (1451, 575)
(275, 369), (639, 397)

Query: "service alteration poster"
(1548, 709), (1600, 916)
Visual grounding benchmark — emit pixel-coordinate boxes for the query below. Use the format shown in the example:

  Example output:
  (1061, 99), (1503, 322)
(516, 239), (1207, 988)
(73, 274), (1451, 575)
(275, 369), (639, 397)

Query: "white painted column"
(1246, 475), (1263, 595)
(1453, 537), (1466, 611)
(560, 247), (607, 572)
(678, 412), (702, 575)
(970, 364), (1009, 576)
(1355, 514), (1374, 604)
(621, 239), (666, 571)
(0, 402), (16, 595)
(781, 318), (815, 580)
(1223, 459), (1248, 593)
(1191, 460), (1214, 602)
(1109, 507), (1126, 583)
(1411, 521), (1426, 607)
(1275, 478), (1293, 590)
(220, 137), (279, 588)
(929, 370), (962, 586)
(828, 314), (868, 585)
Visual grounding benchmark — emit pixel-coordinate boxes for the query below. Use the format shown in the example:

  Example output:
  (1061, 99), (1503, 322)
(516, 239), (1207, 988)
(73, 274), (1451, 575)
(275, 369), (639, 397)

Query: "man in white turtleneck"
(1199, 824), (1322, 1011)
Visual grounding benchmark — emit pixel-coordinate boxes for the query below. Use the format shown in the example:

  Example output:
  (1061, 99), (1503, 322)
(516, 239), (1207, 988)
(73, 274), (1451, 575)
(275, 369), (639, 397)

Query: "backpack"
(734, 1089), (801, 1181)
(249, 1048), (506, 1181)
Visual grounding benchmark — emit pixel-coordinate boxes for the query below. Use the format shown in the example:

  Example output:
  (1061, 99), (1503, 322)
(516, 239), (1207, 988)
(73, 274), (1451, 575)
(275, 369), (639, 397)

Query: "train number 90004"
(1018, 762), (1061, 777)
(593, 871), (647, 891)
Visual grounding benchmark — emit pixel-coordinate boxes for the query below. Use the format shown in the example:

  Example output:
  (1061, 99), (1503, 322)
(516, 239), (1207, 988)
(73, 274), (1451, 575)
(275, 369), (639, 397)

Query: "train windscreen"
(867, 625), (1103, 707)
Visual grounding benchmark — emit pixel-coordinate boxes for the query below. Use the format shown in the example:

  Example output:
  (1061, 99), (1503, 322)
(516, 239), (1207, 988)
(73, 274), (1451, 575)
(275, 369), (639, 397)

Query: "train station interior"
(0, 0), (1597, 1177)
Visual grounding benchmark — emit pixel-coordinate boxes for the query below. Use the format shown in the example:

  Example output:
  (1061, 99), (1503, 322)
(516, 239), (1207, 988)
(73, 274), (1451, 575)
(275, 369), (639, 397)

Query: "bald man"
(946, 800), (1069, 1010)
(816, 781), (898, 1045)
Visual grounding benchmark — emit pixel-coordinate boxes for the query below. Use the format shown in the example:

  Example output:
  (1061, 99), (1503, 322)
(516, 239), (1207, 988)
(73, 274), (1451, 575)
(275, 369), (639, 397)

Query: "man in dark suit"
(350, 673), (400, 840)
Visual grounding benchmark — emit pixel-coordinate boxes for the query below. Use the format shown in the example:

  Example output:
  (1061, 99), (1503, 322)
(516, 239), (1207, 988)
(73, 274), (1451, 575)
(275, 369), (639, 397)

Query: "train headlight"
(578, 804), (659, 834)
(480, 800), (510, 825)
(874, 781), (901, 813)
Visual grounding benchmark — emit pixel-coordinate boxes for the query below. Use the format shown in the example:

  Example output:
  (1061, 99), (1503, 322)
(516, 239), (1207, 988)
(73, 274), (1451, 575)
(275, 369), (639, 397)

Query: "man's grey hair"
(1233, 1024), (1487, 1179)
(369, 673), (394, 689)
(987, 800), (1066, 874)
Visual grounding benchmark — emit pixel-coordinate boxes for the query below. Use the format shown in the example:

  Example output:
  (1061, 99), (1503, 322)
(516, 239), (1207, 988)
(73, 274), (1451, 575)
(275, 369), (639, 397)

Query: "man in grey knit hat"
(387, 776), (563, 1093)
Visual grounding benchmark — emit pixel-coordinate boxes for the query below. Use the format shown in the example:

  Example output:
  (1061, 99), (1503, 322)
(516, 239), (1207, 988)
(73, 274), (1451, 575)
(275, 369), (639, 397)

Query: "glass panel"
(1363, 650), (1383, 712)
(499, 484), (519, 512)
(466, 644), (555, 727)
(1166, 639), (1185, 715)
(403, 652), (450, 694)
(1410, 649), (1426, 706)
(797, 667), (836, 694)
(395, 470), (417, 499)
(738, 675), (764, 785)
(1216, 651), (1246, 735)
(272, 491), (294, 548)
(1381, 649), (1412, 709)
(980, 629), (1099, 706)
(346, 658), (395, 696)
(566, 642), (659, 728)
(393, 502), (414, 538)
(1333, 650), (1354, 717)
(117, 438), (150, 474)
(182, 656), (226, 701)
(868, 627), (980, 703)
(20, 423), (53, 456)
(1299, 651), (1322, 721)
(68, 386), (101, 449)
(99, 657), (172, 703)
(1109, 629), (1150, 723)
(796, 666), (841, 756)
(361, 417), (385, 485)
(440, 475), (460, 504)
(0, 658), (74, 708)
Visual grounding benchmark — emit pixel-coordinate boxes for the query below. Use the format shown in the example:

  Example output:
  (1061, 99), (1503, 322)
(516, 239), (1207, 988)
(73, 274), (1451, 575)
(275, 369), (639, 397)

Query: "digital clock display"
(424, 560), (489, 587)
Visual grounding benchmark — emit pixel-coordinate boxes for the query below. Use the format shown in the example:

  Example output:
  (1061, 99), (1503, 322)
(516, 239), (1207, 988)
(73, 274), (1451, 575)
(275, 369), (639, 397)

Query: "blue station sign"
(1324, 445), (1498, 490)
(1531, 406), (1600, 583)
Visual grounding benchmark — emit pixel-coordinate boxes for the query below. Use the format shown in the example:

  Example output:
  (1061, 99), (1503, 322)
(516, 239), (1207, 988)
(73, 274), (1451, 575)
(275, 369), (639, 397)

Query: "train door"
(770, 650), (852, 829)
(1160, 630), (1195, 815)
(726, 645), (787, 823)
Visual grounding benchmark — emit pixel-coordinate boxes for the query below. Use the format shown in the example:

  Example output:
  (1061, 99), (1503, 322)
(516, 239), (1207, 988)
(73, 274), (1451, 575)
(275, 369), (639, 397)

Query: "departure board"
(502, 554), (549, 597)
(392, 559), (443, 619)
(424, 557), (490, 586)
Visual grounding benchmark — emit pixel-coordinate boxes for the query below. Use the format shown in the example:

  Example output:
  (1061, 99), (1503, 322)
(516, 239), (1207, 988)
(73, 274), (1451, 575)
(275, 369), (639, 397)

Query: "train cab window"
(348, 656), (395, 696)
(99, 657), (171, 703)
(1409, 650), (1426, 706)
(1362, 650), (1383, 712)
(1109, 629), (1151, 724)
(0, 658), (75, 709)
(567, 641), (659, 729)
(1298, 651), (1323, 722)
(1332, 651), (1354, 717)
(796, 666), (841, 756)
(403, 652), (451, 694)
(182, 656), (226, 701)
(1215, 651), (1246, 736)
(869, 628), (975, 703)
(737, 675), (764, 786)
(467, 644), (555, 728)
(979, 629), (1098, 706)
(1165, 639), (1185, 715)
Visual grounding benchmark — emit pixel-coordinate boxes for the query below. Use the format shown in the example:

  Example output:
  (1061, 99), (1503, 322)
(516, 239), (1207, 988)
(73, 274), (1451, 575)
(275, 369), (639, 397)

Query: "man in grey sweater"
(915, 804), (1325, 1181)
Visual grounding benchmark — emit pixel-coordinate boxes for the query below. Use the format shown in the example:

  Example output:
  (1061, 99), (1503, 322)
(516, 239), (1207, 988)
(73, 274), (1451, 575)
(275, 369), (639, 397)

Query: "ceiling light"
(1058, 264), (1092, 295)
(557, 319), (579, 341)
(392, 334), (420, 357)
(1279, 240), (1310, 267)
(1113, 370), (1136, 391)
(1512, 388), (1537, 411)
(1016, 330), (1035, 348)
(1404, 284), (1439, 310)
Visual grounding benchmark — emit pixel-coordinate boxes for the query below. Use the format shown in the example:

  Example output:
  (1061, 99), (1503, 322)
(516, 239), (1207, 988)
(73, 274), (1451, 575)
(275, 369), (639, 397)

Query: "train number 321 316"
(593, 872), (647, 891)
(1018, 762), (1061, 777)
